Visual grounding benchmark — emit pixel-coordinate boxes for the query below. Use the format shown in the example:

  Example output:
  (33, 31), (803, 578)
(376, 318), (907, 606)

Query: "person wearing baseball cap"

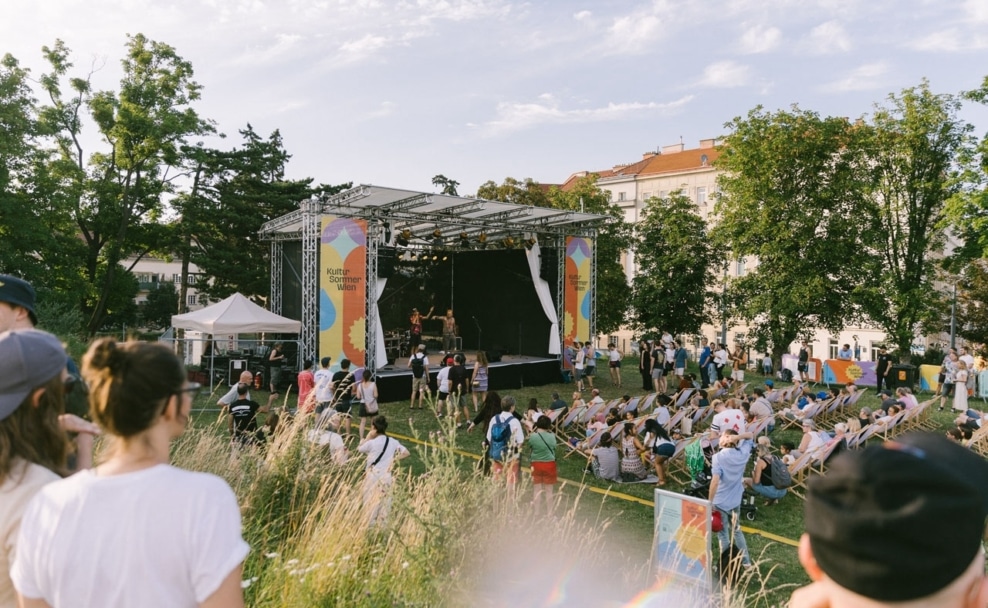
(0, 330), (71, 607)
(0, 274), (37, 331)
(791, 432), (988, 607)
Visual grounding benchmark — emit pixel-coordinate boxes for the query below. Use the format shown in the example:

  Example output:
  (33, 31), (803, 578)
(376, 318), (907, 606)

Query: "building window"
(187, 274), (198, 285)
(870, 341), (882, 362)
(736, 259), (746, 277)
(618, 192), (626, 202)
(658, 190), (667, 200)
(187, 295), (197, 306)
(173, 274), (181, 283)
(643, 191), (652, 201)
(829, 339), (839, 360)
(696, 186), (707, 206)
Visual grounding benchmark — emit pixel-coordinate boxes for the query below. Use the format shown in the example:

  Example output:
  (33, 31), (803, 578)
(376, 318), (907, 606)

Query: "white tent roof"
(171, 293), (301, 334)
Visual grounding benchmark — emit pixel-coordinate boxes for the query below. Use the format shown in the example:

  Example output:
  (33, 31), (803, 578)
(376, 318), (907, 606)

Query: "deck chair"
(673, 388), (696, 409)
(638, 393), (658, 413)
(852, 423), (882, 447)
(875, 410), (907, 441)
(787, 448), (822, 499)
(967, 424), (988, 456)
(619, 397), (641, 416)
(747, 416), (773, 438)
(665, 438), (696, 483)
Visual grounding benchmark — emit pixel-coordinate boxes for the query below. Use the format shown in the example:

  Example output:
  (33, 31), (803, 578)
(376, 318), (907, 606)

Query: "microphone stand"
(473, 316), (482, 351)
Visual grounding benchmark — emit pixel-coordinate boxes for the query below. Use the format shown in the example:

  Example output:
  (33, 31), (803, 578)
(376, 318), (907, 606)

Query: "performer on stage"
(438, 308), (457, 353)
(409, 306), (433, 356)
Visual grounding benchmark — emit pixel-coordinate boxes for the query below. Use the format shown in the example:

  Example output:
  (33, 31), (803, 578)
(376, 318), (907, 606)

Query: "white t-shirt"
(1, 461), (59, 608)
(357, 435), (409, 474)
(608, 349), (621, 363)
(306, 429), (348, 465)
(654, 406), (671, 427)
(714, 349), (729, 366)
(218, 384), (250, 406)
(12, 465), (249, 608)
(711, 409), (747, 434)
(575, 349), (586, 370)
(436, 366), (451, 394)
(314, 368), (334, 402)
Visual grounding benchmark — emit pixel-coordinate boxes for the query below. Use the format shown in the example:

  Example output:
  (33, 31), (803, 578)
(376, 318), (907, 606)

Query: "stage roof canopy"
(258, 184), (612, 244)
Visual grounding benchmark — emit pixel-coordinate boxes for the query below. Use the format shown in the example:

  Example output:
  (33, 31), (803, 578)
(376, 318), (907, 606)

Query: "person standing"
(875, 346), (893, 394)
(266, 342), (286, 410)
(714, 343), (729, 381)
(953, 360), (970, 413)
(608, 343), (622, 387)
(797, 341), (810, 383)
(408, 344), (430, 410)
(449, 353), (471, 427)
(574, 341), (586, 392)
(439, 308), (457, 354)
(651, 341), (667, 394)
(486, 396), (525, 495)
(332, 358), (356, 435)
(527, 415), (558, 517)
(313, 356), (334, 414)
(698, 337), (712, 389)
(435, 355), (452, 418)
(355, 369), (379, 440)
(228, 383), (268, 448)
(708, 430), (754, 569)
(408, 306), (433, 356)
(959, 347), (976, 397)
(939, 352), (958, 412)
(356, 416), (409, 528)
(296, 359), (315, 413)
(673, 341), (688, 384)
(638, 339), (652, 392)
(470, 350), (490, 412)
(583, 341), (597, 390)
(12, 338), (249, 607)
(730, 344), (747, 383)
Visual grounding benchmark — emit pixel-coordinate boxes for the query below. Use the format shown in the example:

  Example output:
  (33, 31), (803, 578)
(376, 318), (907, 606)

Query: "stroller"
(683, 439), (757, 521)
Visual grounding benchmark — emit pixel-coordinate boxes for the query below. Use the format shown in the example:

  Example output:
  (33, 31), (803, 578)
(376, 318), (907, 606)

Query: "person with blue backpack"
(486, 396), (524, 493)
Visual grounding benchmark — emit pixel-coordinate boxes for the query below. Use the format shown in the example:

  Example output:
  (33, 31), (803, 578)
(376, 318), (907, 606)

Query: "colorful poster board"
(563, 237), (592, 345)
(919, 364), (941, 392)
(654, 489), (712, 588)
(822, 359), (878, 386)
(319, 216), (367, 368)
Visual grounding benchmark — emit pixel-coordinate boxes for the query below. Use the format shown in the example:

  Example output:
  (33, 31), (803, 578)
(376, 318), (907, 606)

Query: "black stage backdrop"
(379, 249), (555, 358)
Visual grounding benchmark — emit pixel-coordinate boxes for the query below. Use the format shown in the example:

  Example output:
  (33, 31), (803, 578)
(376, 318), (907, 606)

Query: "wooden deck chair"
(620, 397), (641, 416)
(852, 423), (882, 448)
(691, 404), (714, 425)
(787, 448), (822, 499)
(817, 394), (848, 426)
(810, 439), (843, 475)
(638, 393), (658, 413)
(709, 386), (727, 399)
(842, 427), (866, 450)
(544, 408), (565, 428)
(747, 416), (773, 438)
(673, 388), (696, 409)
(875, 410), (907, 441)
(779, 399), (826, 431)
(667, 437), (701, 483)
(582, 400), (609, 425)
(915, 398), (938, 430)
(967, 424), (988, 456)
(665, 407), (688, 433)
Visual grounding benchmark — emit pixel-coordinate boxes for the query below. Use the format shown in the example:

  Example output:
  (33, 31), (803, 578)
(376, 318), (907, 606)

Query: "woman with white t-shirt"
(12, 338), (249, 608)
(357, 416), (410, 527)
(355, 369), (379, 440)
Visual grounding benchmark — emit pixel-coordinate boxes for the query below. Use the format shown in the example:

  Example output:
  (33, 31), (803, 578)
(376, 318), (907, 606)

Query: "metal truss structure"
(260, 185), (608, 371)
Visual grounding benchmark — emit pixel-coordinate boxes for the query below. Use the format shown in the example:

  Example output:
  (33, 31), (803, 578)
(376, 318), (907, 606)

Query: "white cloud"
(739, 24), (782, 54)
(826, 61), (889, 92)
(605, 13), (663, 55)
(475, 93), (694, 137)
(331, 34), (391, 66)
(694, 61), (752, 88)
(803, 20), (852, 54)
(573, 10), (592, 22)
(362, 101), (397, 120)
(913, 27), (988, 52)
(229, 33), (304, 66)
(964, 0), (988, 23)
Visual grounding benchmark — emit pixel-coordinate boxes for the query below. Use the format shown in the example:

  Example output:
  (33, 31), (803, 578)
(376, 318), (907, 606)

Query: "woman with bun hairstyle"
(12, 339), (249, 608)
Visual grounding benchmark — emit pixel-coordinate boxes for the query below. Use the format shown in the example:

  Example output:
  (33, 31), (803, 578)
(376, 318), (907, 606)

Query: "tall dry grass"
(165, 413), (776, 607)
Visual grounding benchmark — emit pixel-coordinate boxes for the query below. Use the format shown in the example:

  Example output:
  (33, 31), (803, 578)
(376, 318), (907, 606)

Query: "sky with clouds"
(3, 0), (988, 194)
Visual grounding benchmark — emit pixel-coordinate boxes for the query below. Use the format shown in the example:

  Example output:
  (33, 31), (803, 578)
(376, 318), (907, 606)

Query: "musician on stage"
(438, 308), (457, 353)
(409, 306), (433, 355)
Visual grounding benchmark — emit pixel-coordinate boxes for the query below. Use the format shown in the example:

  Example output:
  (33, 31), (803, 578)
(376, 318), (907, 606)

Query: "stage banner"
(564, 237), (592, 344)
(919, 364), (941, 392)
(822, 359), (877, 387)
(319, 216), (367, 368)
(654, 488), (712, 587)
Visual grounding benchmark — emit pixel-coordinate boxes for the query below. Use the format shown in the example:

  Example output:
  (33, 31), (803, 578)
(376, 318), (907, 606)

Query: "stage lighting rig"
(396, 229), (411, 247)
(477, 233), (488, 249)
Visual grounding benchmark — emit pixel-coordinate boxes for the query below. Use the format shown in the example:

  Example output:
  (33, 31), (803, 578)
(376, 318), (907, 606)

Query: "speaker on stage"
(488, 348), (505, 363)
(540, 248), (558, 278)
(379, 246), (397, 278)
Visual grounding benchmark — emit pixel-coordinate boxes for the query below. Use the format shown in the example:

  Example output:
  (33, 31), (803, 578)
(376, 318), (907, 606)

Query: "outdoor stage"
(373, 350), (562, 402)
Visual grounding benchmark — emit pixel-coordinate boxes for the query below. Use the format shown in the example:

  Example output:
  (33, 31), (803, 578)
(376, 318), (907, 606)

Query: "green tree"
(955, 261), (988, 354)
(856, 81), (974, 361)
(36, 35), (214, 334)
(141, 281), (178, 329)
(630, 191), (721, 336)
(714, 105), (873, 366)
(476, 177), (551, 207)
(431, 174), (459, 196)
(187, 125), (350, 302)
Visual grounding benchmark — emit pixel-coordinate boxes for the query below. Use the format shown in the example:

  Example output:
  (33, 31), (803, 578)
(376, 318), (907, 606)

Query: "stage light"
(524, 237), (537, 250)
(397, 229), (411, 247)
(459, 232), (470, 249)
(432, 254), (439, 261)
(477, 232), (487, 250)
(442, 254), (449, 261)
(502, 236), (516, 249)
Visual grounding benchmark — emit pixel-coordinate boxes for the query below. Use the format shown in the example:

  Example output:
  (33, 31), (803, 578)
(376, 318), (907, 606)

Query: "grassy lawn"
(189, 358), (956, 607)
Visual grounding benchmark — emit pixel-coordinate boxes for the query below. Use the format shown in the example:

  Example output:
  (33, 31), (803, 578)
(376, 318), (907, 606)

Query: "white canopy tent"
(171, 293), (302, 392)
(171, 293), (301, 334)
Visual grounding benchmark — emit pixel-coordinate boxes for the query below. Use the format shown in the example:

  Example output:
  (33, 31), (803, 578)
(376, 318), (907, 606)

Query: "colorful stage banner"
(564, 237), (592, 345)
(319, 216), (367, 368)
(919, 364), (941, 392)
(822, 359), (878, 387)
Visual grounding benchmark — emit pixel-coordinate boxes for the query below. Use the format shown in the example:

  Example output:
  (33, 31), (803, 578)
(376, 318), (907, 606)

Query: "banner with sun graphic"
(654, 489), (712, 587)
(564, 237), (592, 345)
(319, 216), (367, 368)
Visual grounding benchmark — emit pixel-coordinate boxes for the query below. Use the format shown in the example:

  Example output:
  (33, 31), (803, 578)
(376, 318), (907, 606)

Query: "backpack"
(769, 455), (792, 489)
(489, 414), (512, 462)
(780, 368), (793, 382)
(411, 354), (425, 378)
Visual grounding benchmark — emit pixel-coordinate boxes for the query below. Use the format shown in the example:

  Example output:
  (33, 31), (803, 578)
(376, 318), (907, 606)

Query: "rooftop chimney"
(699, 138), (716, 149)
(662, 143), (685, 154)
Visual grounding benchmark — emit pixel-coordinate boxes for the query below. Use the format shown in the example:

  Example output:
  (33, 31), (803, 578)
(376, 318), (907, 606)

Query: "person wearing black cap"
(0, 274), (38, 332)
(790, 432), (988, 608)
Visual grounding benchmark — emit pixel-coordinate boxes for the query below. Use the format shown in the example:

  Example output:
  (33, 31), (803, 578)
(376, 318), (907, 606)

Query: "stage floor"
(374, 351), (562, 402)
